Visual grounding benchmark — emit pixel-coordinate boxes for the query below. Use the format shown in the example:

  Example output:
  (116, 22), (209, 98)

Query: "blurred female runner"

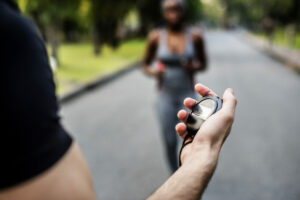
(142, 0), (208, 172)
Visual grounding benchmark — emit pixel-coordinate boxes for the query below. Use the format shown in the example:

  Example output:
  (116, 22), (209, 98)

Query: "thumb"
(220, 88), (237, 119)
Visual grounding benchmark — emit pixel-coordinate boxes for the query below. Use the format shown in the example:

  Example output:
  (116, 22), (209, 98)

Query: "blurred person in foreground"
(0, 0), (236, 199)
(141, 0), (207, 173)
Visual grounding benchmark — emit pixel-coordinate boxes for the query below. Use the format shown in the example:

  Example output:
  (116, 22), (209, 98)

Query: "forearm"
(194, 34), (208, 72)
(142, 31), (158, 77)
(150, 84), (237, 200)
(148, 146), (219, 200)
(195, 60), (207, 72)
(199, 58), (207, 71)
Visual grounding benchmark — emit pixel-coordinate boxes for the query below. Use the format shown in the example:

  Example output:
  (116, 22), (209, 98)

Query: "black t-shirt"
(0, 0), (72, 189)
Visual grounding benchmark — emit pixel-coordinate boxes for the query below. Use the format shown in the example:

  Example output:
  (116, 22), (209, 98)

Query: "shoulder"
(0, 4), (46, 60)
(0, 4), (28, 36)
(189, 27), (204, 43)
(0, 4), (41, 52)
(147, 29), (161, 45)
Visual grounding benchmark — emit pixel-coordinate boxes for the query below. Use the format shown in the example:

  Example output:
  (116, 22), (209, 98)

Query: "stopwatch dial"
(193, 99), (217, 120)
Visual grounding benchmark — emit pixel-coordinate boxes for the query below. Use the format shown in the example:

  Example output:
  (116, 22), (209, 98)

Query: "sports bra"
(157, 28), (195, 65)
(156, 28), (196, 91)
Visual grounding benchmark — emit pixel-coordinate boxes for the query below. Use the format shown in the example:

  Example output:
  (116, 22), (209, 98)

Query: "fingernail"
(195, 83), (201, 89)
(226, 88), (234, 94)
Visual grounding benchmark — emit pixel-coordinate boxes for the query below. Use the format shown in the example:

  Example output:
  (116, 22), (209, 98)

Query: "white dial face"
(195, 99), (217, 120)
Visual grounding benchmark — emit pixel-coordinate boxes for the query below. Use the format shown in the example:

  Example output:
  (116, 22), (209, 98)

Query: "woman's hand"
(153, 69), (164, 79)
(141, 65), (164, 78)
(152, 61), (165, 78)
(182, 60), (202, 73)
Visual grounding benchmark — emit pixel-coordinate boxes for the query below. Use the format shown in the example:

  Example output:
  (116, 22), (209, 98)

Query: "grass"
(52, 39), (146, 95)
(254, 28), (300, 50)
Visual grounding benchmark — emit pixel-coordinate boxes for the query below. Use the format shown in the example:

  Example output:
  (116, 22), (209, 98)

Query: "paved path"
(61, 31), (300, 200)
(243, 31), (300, 72)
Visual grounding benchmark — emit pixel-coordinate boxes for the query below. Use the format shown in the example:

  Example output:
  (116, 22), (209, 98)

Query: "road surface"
(61, 31), (300, 200)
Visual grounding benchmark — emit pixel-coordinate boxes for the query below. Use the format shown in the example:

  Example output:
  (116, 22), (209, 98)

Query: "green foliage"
(17, 0), (204, 55)
(221, 0), (300, 27)
(90, 0), (137, 48)
(201, 0), (225, 27)
(184, 0), (203, 22)
(255, 28), (300, 50)
(25, 0), (81, 26)
(136, 0), (162, 35)
(19, 0), (204, 42)
(17, 0), (27, 12)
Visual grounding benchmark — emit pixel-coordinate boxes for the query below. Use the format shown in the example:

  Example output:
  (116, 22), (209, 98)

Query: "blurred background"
(16, 0), (300, 199)
(17, 0), (300, 95)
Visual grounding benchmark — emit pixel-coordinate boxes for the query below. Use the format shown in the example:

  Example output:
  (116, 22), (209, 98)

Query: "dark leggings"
(156, 89), (196, 173)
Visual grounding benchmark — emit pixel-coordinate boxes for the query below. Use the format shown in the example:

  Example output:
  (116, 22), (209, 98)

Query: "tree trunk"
(46, 24), (59, 69)
(93, 25), (102, 56)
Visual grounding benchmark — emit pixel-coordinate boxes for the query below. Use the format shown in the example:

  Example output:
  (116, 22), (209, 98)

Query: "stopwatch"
(179, 95), (222, 166)
(186, 96), (222, 137)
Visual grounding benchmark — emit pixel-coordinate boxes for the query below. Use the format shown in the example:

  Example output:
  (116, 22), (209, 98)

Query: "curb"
(59, 62), (140, 104)
(240, 31), (300, 74)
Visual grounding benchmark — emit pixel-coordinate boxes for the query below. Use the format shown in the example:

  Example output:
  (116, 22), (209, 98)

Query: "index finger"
(195, 83), (217, 97)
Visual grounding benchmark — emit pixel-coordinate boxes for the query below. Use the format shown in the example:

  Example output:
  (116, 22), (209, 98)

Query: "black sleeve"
(0, 1), (72, 189)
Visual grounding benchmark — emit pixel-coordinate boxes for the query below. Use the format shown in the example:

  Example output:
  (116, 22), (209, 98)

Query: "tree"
(136, 0), (162, 36)
(221, 0), (300, 28)
(25, 0), (81, 67)
(201, 0), (225, 27)
(90, 0), (137, 55)
(184, 0), (203, 23)
(20, 0), (204, 59)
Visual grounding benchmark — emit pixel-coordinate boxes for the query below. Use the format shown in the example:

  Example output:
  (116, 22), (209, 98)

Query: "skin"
(0, 84), (235, 200)
(0, 1), (233, 199)
(0, 143), (97, 200)
(142, 0), (207, 78)
(148, 84), (237, 200)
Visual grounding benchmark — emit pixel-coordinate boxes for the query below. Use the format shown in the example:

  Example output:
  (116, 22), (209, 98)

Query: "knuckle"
(226, 94), (237, 106)
(223, 113), (235, 124)
(232, 96), (238, 105)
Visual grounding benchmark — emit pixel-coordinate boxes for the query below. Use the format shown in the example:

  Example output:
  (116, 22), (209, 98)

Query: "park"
(2, 0), (300, 199)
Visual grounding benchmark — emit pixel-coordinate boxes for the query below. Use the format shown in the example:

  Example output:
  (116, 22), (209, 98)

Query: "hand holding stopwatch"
(186, 96), (222, 137)
(179, 95), (222, 166)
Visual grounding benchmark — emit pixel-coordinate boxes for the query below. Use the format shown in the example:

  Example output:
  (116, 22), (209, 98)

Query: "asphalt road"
(61, 31), (300, 200)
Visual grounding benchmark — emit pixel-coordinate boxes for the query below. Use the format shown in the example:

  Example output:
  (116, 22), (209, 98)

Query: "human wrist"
(181, 144), (220, 168)
(192, 60), (201, 70)
(148, 146), (219, 200)
(152, 69), (163, 78)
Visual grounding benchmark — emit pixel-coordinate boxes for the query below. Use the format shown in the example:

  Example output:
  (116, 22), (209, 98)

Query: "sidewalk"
(59, 62), (139, 104)
(241, 31), (300, 73)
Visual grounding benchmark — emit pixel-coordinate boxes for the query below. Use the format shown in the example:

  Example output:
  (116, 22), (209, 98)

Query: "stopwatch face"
(193, 99), (217, 120)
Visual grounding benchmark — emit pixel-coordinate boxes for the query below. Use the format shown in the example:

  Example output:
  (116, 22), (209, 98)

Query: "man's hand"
(176, 83), (237, 165)
(148, 84), (237, 200)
